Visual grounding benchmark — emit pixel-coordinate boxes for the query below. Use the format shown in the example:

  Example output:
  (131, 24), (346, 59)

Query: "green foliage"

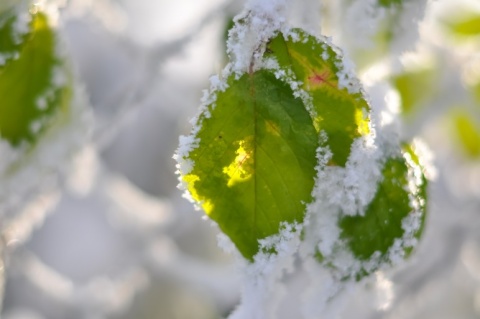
(266, 30), (370, 166)
(183, 70), (318, 260)
(0, 10), (69, 145)
(179, 27), (428, 269)
(180, 29), (375, 260)
(339, 146), (427, 261)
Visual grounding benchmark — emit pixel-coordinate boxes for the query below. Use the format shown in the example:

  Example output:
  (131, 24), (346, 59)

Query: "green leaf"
(453, 111), (480, 158)
(179, 29), (374, 260)
(183, 70), (319, 260)
(339, 145), (427, 272)
(266, 29), (370, 166)
(0, 11), (70, 145)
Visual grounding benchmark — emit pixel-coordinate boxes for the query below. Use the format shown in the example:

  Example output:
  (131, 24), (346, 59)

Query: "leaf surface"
(266, 30), (370, 166)
(183, 70), (319, 260)
(339, 145), (427, 267)
(0, 11), (69, 145)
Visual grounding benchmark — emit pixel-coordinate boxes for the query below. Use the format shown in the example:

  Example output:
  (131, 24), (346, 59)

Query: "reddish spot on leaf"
(308, 70), (335, 89)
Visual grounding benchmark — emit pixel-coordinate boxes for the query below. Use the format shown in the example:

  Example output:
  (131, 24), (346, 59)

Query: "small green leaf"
(183, 70), (319, 260)
(339, 145), (427, 270)
(266, 29), (370, 166)
(0, 11), (69, 145)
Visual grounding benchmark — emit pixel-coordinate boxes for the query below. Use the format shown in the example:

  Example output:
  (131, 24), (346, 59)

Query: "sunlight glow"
(223, 141), (253, 187)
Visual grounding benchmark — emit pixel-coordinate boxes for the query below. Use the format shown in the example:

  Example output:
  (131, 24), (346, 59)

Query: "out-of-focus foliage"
(0, 9), (69, 145)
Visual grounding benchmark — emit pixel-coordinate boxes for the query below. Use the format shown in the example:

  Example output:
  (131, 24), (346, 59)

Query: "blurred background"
(2, 0), (480, 318)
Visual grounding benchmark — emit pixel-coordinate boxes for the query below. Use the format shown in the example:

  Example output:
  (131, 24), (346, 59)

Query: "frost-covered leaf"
(178, 28), (375, 261)
(181, 70), (318, 260)
(339, 145), (427, 266)
(312, 143), (428, 280)
(0, 10), (70, 145)
(178, 25), (428, 274)
(266, 29), (370, 166)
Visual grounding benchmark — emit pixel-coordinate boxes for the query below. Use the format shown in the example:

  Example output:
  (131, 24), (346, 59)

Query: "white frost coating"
(226, 0), (288, 75)
(229, 222), (302, 319)
(268, 62), (315, 118)
(173, 68), (230, 189)
(301, 260), (355, 319)
(392, 0), (429, 55)
(335, 55), (363, 94)
(301, 132), (385, 280)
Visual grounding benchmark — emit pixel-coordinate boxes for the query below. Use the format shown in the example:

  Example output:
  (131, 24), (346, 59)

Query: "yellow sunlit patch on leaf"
(355, 108), (370, 135)
(223, 141), (253, 187)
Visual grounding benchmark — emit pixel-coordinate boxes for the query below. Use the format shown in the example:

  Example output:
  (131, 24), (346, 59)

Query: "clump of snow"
(336, 55), (363, 95)
(227, 0), (288, 75)
(229, 222), (302, 319)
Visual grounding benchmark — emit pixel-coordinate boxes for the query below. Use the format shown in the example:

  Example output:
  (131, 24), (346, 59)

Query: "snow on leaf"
(265, 29), (370, 166)
(177, 27), (378, 261)
(0, 7), (30, 66)
(180, 70), (318, 260)
(0, 10), (70, 146)
(314, 144), (428, 280)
